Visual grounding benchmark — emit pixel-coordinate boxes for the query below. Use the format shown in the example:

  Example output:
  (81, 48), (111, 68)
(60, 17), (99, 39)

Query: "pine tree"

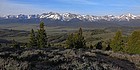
(78, 28), (86, 48)
(126, 30), (140, 54)
(75, 28), (86, 48)
(78, 28), (83, 36)
(66, 28), (86, 48)
(29, 29), (37, 47)
(110, 30), (124, 52)
(37, 22), (48, 48)
(66, 33), (74, 48)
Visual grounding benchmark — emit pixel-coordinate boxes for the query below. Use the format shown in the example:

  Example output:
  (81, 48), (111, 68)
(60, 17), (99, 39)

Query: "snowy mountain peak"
(40, 12), (61, 20)
(1, 12), (140, 22)
(118, 13), (137, 21)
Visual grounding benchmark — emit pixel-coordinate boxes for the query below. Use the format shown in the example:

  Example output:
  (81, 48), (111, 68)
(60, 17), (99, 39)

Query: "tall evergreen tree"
(66, 33), (74, 48)
(66, 28), (86, 48)
(75, 28), (86, 48)
(78, 28), (83, 36)
(29, 29), (37, 47)
(110, 30), (124, 52)
(37, 22), (48, 48)
(126, 30), (140, 54)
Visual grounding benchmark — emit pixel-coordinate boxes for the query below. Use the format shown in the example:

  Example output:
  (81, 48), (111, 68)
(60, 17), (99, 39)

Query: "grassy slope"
(0, 24), (116, 46)
(0, 24), (136, 46)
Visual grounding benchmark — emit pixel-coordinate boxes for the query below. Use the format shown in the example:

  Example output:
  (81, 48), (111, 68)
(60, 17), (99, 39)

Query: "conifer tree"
(126, 30), (140, 54)
(29, 29), (37, 47)
(66, 33), (74, 48)
(110, 30), (124, 52)
(66, 28), (86, 48)
(37, 22), (48, 48)
(75, 28), (86, 48)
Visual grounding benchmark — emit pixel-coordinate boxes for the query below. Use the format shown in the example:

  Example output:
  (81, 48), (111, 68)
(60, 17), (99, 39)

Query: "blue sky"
(1, 0), (140, 16)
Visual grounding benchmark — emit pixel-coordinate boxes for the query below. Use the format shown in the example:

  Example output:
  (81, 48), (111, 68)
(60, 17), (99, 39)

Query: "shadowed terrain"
(0, 47), (139, 70)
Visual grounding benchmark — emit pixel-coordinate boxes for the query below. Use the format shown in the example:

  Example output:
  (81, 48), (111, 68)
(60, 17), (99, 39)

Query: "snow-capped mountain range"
(1, 12), (140, 22)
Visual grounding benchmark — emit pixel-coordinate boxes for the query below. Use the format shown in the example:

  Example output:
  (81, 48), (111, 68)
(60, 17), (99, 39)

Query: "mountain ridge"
(1, 12), (140, 27)
(1, 12), (140, 22)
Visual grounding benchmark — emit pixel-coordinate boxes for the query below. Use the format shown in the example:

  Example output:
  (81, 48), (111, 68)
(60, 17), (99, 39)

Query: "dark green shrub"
(11, 40), (20, 48)
(95, 42), (102, 50)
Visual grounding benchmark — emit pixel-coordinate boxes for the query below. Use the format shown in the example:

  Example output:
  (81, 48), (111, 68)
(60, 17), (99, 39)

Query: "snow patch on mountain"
(1, 12), (140, 22)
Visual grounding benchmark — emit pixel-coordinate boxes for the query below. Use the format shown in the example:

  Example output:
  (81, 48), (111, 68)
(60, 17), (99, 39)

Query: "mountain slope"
(1, 12), (140, 27)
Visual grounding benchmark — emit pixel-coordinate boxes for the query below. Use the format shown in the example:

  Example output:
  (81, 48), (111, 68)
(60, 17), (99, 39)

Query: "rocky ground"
(0, 47), (139, 70)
